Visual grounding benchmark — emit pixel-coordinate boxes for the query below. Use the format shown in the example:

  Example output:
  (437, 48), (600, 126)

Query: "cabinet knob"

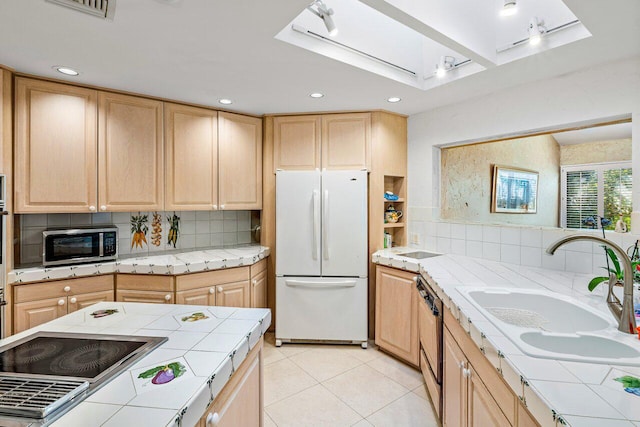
(100, 205), (107, 211)
(220, 204), (225, 210)
(89, 205), (96, 212)
(458, 361), (465, 369)
(69, 297), (77, 304)
(252, 279), (257, 287)
(463, 368), (471, 378)
(413, 276), (418, 283)
(209, 288), (215, 294)
(213, 204), (218, 210)
(63, 286), (71, 292)
(205, 412), (220, 426)
(164, 294), (171, 301)
(217, 286), (223, 293)
(57, 299), (65, 306)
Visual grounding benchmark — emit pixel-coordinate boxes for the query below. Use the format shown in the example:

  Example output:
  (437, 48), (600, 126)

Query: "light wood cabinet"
(321, 113), (371, 170)
(374, 265), (419, 366)
(443, 329), (467, 427)
(175, 286), (216, 306)
(273, 115), (321, 170)
(117, 289), (174, 304)
(98, 92), (164, 212)
(468, 365), (511, 427)
(250, 259), (267, 308)
(215, 280), (250, 308)
(199, 339), (262, 427)
(14, 77), (98, 213)
(218, 112), (262, 210)
(13, 275), (114, 332)
(164, 102), (218, 210)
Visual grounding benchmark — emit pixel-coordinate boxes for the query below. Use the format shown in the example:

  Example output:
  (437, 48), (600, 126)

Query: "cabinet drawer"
(116, 289), (174, 304)
(14, 275), (114, 303)
(420, 347), (441, 419)
(116, 274), (175, 292)
(176, 267), (249, 292)
(250, 259), (267, 276)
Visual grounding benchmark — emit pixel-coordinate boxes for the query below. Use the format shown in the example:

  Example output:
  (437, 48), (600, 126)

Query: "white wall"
(406, 55), (640, 270)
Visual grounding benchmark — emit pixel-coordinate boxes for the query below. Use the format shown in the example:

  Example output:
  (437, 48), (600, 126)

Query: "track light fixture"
(528, 17), (545, 45)
(435, 56), (455, 78)
(500, 0), (517, 17)
(307, 0), (338, 37)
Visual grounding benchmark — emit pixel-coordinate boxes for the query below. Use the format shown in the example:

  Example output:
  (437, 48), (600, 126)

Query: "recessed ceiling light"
(387, 97), (401, 103)
(218, 99), (233, 105)
(500, 0), (517, 17)
(309, 92), (324, 98)
(53, 66), (79, 76)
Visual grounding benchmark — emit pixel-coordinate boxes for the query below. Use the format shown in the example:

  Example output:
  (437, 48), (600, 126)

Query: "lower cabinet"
(116, 289), (175, 304)
(375, 265), (419, 366)
(250, 259), (267, 308)
(13, 275), (115, 333)
(175, 267), (250, 308)
(199, 339), (263, 426)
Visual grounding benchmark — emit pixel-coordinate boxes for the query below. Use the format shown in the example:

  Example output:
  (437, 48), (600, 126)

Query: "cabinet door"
(165, 103), (218, 210)
(215, 280), (250, 308)
(517, 403), (541, 427)
(116, 289), (174, 304)
(98, 92), (164, 211)
(176, 287), (216, 306)
(250, 268), (267, 308)
(468, 366), (511, 427)
(15, 78), (98, 213)
(321, 113), (371, 170)
(374, 266), (419, 365)
(68, 290), (115, 313)
(273, 115), (321, 170)
(14, 297), (67, 333)
(443, 329), (467, 427)
(218, 112), (262, 210)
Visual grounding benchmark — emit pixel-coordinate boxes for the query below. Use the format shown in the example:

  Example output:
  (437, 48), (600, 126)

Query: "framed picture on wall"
(491, 165), (539, 214)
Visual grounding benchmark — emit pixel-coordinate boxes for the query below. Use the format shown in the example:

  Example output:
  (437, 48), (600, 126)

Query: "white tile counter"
(0, 302), (271, 427)
(8, 245), (270, 284)
(373, 247), (640, 427)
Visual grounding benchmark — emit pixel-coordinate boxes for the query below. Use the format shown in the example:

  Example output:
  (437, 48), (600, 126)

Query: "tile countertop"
(0, 301), (271, 427)
(373, 247), (640, 427)
(8, 245), (270, 284)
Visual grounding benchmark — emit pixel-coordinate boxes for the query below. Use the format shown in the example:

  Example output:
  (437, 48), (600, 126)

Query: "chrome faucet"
(546, 234), (637, 334)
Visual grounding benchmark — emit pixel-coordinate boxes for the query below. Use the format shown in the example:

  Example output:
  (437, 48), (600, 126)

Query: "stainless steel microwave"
(42, 226), (118, 266)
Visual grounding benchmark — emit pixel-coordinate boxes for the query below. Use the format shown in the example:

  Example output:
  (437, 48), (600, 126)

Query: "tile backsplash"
(17, 210), (258, 266)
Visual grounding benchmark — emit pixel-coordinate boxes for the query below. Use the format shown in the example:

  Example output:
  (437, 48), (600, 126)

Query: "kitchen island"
(374, 248), (640, 427)
(0, 301), (271, 426)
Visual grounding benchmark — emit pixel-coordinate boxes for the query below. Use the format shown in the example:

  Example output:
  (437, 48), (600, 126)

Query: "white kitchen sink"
(457, 287), (640, 365)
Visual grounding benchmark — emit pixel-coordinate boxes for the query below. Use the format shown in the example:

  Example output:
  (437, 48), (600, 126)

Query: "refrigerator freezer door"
(275, 170), (322, 276)
(276, 276), (368, 342)
(321, 170), (368, 277)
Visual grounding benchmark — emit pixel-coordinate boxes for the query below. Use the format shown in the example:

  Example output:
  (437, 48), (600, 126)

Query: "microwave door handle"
(99, 232), (104, 257)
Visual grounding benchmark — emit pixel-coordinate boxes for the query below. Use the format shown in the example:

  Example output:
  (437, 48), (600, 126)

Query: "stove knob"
(58, 299), (65, 306)
(164, 294), (171, 302)
(70, 297), (77, 304)
(209, 288), (215, 294)
(205, 412), (220, 426)
(63, 286), (71, 292)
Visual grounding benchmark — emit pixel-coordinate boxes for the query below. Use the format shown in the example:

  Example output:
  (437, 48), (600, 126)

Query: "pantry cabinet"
(374, 265), (419, 366)
(218, 112), (262, 210)
(164, 102), (218, 210)
(98, 92), (164, 211)
(13, 275), (114, 333)
(14, 78), (98, 213)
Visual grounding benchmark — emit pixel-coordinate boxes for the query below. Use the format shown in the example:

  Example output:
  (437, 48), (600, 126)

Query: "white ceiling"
(0, 0), (638, 116)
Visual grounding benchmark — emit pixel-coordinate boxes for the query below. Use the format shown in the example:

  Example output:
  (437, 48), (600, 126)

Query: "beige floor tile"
(323, 364), (410, 417)
(351, 419), (373, 427)
(366, 393), (439, 427)
(275, 342), (319, 357)
(412, 383), (430, 401)
(367, 354), (425, 390)
(266, 384), (362, 427)
(263, 358), (318, 406)
(264, 411), (277, 427)
(327, 343), (384, 364)
(290, 348), (364, 382)
(263, 343), (286, 366)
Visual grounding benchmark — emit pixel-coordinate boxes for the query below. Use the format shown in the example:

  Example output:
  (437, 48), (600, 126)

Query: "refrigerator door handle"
(323, 189), (329, 260)
(312, 190), (319, 260)
(285, 279), (356, 288)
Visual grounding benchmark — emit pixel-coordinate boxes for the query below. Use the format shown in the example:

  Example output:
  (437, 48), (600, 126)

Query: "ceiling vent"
(46, 0), (116, 20)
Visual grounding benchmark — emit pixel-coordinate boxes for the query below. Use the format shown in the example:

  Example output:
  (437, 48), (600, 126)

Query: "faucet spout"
(546, 234), (636, 334)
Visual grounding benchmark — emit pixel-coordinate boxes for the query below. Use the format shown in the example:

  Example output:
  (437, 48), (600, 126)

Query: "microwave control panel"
(103, 232), (117, 256)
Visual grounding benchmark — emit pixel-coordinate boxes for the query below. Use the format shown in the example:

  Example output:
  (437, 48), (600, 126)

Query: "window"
(561, 162), (632, 229)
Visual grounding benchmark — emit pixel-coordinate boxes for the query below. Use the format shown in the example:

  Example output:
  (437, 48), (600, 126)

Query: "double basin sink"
(457, 287), (640, 365)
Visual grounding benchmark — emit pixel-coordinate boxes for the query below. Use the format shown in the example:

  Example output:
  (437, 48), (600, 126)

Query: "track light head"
(528, 17), (545, 45)
(307, 1), (338, 37)
(435, 56), (455, 78)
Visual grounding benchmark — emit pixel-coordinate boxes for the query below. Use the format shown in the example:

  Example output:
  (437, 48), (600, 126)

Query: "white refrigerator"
(275, 170), (368, 347)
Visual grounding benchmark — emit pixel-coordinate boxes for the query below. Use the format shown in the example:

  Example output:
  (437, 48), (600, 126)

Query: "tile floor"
(262, 333), (440, 426)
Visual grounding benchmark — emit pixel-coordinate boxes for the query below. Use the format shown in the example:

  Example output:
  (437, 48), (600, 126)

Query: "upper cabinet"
(273, 115), (321, 170)
(218, 112), (262, 210)
(321, 113), (371, 170)
(272, 112), (371, 171)
(165, 102), (218, 211)
(15, 78), (98, 213)
(98, 92), (164, 212)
